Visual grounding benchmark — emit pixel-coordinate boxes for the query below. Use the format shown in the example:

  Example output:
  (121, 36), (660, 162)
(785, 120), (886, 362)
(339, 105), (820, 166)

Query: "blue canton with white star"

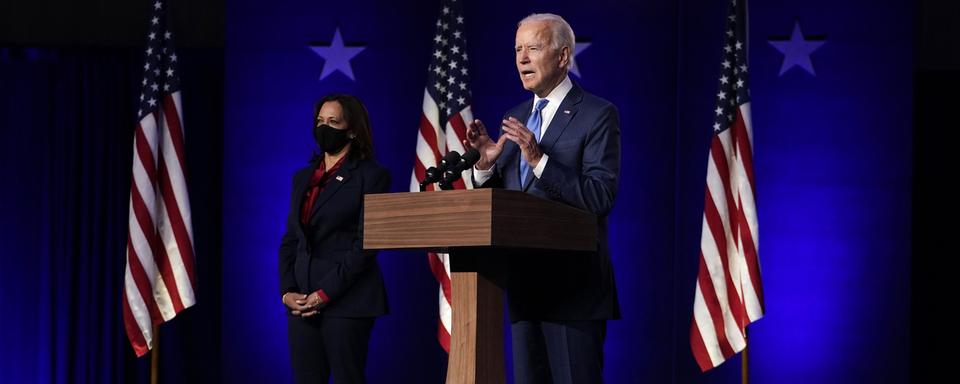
(138, 0), (181, 120)
(714, 0), (751, 134)
(427, 0), (472, 125)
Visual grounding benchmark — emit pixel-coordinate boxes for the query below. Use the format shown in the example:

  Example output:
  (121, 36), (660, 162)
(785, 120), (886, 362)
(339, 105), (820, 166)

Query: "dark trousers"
(511, 320), (607, 384)
(287, 316), (375, 384)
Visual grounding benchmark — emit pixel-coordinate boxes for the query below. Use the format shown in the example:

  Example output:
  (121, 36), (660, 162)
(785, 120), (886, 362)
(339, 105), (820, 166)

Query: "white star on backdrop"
(310, 28), (366, 81)
(768, 21), (826, 76)
(570, 41), (591, 78)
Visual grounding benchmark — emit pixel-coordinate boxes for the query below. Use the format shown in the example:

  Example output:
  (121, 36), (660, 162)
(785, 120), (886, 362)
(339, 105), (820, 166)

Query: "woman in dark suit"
(278, 93), (390, 384)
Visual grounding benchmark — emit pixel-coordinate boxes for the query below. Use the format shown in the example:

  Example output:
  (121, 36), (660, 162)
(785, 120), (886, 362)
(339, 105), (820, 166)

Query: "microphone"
(440, 148), (480, 188)
(460, 148), (481, 170)
(418, 166), (441, 192)
(439, 150), (461, 173)
(420, 150), (462, 191)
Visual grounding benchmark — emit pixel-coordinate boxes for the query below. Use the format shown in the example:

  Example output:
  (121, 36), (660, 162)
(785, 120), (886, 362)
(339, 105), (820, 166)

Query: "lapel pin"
(336, 176), (344, 181)
(564, 110), (570, 114)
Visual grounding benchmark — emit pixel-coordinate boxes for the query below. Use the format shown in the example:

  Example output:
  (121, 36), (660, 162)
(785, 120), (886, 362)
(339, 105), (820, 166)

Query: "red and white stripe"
(409, 89), (475, 193)
(410, 89), (473, 353)
(123, 91), (197, 357)
(691, 103), (765, 371)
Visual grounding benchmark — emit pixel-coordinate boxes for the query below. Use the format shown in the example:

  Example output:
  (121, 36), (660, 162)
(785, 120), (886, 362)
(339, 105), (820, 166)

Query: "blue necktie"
(520, 99), (549, 187)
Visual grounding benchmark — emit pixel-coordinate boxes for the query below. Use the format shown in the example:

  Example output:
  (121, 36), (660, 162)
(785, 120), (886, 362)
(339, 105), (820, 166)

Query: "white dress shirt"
(474, 76), (573, 186)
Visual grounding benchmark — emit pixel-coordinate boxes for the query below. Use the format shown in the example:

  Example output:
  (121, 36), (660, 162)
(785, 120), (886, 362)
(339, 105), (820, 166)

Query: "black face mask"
(313, 124), (351, 154)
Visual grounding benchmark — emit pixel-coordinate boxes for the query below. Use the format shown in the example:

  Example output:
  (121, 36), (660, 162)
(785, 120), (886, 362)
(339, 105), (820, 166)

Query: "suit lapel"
(521, 83), (584, 192)
(503, 100), (532, 190)
(539, 84), (583, 150)
(293, 165), (314, 235)
(500, 142), (521, 190)
(308, 156), (357, 221)
(521, 153), (537, 192)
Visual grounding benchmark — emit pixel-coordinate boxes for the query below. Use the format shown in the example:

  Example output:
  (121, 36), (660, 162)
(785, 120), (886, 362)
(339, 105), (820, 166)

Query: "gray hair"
(518, 13), (576, 66)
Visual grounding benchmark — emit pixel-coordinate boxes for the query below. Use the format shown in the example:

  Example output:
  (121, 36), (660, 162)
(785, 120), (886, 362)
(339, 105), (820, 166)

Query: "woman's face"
(316, 101), (348, 131)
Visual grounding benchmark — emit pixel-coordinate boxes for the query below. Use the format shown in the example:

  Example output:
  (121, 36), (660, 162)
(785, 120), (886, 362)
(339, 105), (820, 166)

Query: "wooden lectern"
(363, 189), (597, 384)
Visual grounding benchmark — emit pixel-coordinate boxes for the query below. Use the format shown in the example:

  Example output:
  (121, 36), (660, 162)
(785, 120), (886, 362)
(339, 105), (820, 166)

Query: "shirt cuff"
(473, 165), (494, 186)
(532, 153), (549, 178)
(314, 289), (330, 304)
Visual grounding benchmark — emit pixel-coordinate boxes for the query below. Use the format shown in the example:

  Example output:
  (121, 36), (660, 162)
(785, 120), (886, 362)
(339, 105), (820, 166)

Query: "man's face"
(515, 21), (567, 97)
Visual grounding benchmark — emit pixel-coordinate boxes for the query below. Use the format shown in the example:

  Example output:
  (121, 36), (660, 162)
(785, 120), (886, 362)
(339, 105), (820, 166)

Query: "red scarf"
(300, 156), (346, 226)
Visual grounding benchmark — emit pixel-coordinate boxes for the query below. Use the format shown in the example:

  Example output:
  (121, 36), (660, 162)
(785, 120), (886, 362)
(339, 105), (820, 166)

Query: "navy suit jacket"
(278, 156), (390, 318)
(480, 81), (621, 321)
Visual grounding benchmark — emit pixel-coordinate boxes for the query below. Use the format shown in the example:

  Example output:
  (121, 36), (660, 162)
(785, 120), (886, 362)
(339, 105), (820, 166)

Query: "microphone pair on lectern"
(419, 148), (480, 191)
(418, 150), (459, 191)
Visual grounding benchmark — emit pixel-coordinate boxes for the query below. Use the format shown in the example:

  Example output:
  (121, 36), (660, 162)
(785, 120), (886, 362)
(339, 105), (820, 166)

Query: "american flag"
(123, 0), (197, 357)
(690, 0), (765, 371)
(409, 0), (474, 352)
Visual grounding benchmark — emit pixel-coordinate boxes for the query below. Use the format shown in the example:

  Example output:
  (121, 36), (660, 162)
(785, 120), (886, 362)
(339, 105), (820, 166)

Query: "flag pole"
(741, 328), (749, 384)
(151, 326), (159, 384)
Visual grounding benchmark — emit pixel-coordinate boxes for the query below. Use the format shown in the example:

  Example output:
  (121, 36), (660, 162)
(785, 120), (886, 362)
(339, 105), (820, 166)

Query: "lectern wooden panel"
(364, 189), (596, 251)
(363, 189), (597, 384)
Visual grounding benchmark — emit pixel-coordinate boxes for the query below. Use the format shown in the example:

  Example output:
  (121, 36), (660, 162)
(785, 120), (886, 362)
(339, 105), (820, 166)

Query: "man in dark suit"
(465, 13), (621, 384)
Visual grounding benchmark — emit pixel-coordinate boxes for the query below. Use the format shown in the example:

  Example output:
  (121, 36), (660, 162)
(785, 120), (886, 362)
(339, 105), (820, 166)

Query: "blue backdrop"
(222, 0), (911, 383)
(0, 0), (912, 382)
(0, 47), (225, 383)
